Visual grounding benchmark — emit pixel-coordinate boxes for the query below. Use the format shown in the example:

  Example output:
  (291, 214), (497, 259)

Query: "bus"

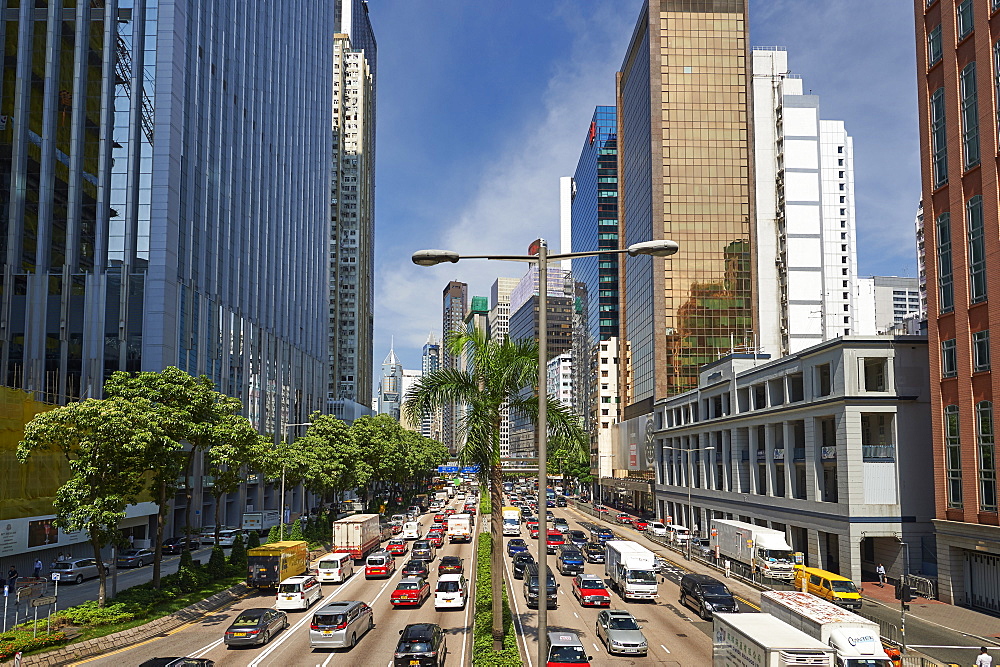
(247, 541), (309, 588)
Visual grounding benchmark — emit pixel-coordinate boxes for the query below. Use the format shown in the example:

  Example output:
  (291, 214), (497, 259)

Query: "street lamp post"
(413, 237), (678, 664)
(280, 422), (313, 541)
(662, 444), (714, 560)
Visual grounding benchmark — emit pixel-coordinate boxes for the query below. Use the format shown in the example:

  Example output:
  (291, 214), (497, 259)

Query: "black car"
(567, 530), (589, 549)
(401, 559), (431, 579)
(556, 546), (585, 576)
(679, 573), (739, 620)
(512, 552), (535, 579)
(394, 623), (448, 666)
(162, 537), (199, 554)
(583, 542), (605, 563)
(223, 607), (288, 647)
(523, 563), (559, 609)
(556, 495), (568, 507)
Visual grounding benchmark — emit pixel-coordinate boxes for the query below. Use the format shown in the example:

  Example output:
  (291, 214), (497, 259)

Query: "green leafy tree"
(266, 525), (280, 544)
(247, 530), (261, 549)
(403, 328), (586, 649)
(17, 397), (162, 606)
(350, 415), (410, 510)
(203, 430), (269, 544)
(289, 518), (304, 541)
(291, 413), (357, 504)
(228, 533), (247, 574)
(207, 546), (227, 579)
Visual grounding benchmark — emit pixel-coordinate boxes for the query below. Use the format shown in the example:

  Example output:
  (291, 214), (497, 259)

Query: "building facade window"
(968, 195), (987, 303)
(958, 0), (974, 39)
(937, 212), (954, 312)
(974, 330), (991, 372)
(942, 338), (958, 377)
(928, 25), (943, 65)
(978, 401), (997, 512)
(945, 405), (963, 508)
(960, 62), (981, 169)
(994, 41), (1000, 136)
(931, 88), (948, 187)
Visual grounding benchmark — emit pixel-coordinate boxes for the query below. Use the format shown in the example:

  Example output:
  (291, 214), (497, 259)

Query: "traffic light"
(894, 581), (914, 602)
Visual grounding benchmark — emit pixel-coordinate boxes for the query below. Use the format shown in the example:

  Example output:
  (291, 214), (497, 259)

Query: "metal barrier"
(855, 606), (903, 646)
(900, 654), (948, 667)
(905, 573), (937, 601)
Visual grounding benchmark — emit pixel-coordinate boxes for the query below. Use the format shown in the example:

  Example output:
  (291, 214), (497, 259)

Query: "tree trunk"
(490, 460), (503, 651)
(213, 494), (223, 545)
(92, 531), (107, 607)
(152, 479), (167, 589)
(182, 450), (197, 546)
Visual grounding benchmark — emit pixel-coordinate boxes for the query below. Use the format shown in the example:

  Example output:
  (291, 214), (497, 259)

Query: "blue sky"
(368, 0), (920, 376)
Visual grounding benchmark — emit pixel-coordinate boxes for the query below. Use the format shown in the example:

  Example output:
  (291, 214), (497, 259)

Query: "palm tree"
(403, 328), (586, 651)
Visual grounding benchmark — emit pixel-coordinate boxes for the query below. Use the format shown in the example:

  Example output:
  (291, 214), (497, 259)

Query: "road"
(76, 505), (479, 667)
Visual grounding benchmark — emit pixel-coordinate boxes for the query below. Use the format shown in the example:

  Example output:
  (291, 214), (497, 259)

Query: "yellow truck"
(247, 540), (308, 587)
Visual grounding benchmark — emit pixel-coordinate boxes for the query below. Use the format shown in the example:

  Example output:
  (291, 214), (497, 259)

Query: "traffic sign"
(437, 465), (459, 473)
(50, 573), (60, 582)
(460, 466), (480, 474)
(31, 596), (56, 607)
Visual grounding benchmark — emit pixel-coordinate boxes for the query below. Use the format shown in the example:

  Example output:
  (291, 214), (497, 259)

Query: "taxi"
(389, 576), (430, 607)
(433, 512), (447, 523)
(546, 529), (565, 554)
(389, 522), (403, 535)
(444, 508), (457, 516)
(572, 574), (611, 607)
(633, 518), (649, 531)
(364, 550), (396, 579)
(386, 539), (408, 556)
(427, 531), (444, 548)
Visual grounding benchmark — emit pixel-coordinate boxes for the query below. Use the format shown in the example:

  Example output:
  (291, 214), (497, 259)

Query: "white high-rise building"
(488, 278), (519, 458)
(753, 48), (861, 356)
(547, 353), (574, 409)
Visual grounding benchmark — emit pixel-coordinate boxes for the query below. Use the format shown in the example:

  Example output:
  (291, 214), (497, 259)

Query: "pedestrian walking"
(876, 563), (886, 587)
(32, 558), (42, 578)
(977, 647), (993, 667)
(6, 565), (17, 590)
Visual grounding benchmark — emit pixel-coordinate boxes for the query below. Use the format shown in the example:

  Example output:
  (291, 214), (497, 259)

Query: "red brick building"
(914, 0), (1000, 611)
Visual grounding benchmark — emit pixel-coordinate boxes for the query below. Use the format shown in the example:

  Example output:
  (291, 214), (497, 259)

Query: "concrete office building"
(617, 0), (755, 415)
(752, 49), (864, 356)
(441, 281), (468, 454)
(855, 276), (921, 334)
(329, 25), (376, 411)
(488, 277), (519, 458)
(915, 0), (1000, 611)
(652, 336), (935, 584)
(0, 1), (334, 553)
(420, 334), (442, 442)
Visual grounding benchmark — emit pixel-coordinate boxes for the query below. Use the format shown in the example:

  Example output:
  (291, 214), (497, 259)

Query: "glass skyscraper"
(0, 1), (332, 433)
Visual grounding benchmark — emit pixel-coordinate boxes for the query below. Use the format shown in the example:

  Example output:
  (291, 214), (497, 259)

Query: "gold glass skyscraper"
(618, 0), (755, 414)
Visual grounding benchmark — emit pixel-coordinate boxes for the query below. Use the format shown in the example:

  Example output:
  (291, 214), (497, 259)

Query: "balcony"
(862, 444), (895, 460)
(821, 446), (837, 460)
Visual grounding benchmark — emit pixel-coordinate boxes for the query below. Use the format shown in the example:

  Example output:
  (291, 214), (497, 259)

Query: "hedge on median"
(471, 533), (522, 666)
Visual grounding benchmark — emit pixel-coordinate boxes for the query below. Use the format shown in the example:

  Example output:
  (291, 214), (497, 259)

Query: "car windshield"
(398, 640), (433, 653)
(313, 613), (345, 627)
(626, 570), (657, 584)
(437, 581), (460, 592)
(277, 583), (302, 593)
(762, 549), (794, 563)
(550, 645), (588, 662)
(561, 550), (582, 559)
(831, 580), (859, 594)
(318, 560), (342, 569)
(582, 580), (606, 590)
(231, 613), (263, 627)
(397, 582), (419, 590)
(367, 557), (386, 566)
(701, 584), (731, 596)
(608, 616), (640, 630)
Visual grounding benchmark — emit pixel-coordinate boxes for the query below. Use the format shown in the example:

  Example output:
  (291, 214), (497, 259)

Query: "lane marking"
(503, 540), (533, 667)
(661, 643), (671, 654)
(189, 637), (224, 658)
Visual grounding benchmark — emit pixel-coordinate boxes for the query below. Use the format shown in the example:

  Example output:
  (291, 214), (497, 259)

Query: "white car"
(401, 521), (421, 540)
(646, 522), (667, 537)
(434, 574), (468, 609)
(276, 575), (322, 611)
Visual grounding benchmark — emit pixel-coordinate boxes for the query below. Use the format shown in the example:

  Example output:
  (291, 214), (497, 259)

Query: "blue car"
(507, 539), (529, 557)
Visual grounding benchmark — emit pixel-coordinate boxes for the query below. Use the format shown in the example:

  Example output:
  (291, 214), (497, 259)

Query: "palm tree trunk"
(490, 460), (503, 651)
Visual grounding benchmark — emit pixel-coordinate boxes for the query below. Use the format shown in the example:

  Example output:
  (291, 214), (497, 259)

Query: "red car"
(572, 574), (611, 607)
(386, 539), (408, 556)
(444, 508), (457, 516)
(546, 529), (565, 554)
(427, 532), (444, 548)
(616, 513), (634, 525)
(530, 526), (540, 538)
(434, 513), (446, 523)
(389, 577), (430, 607)
(365, 551), (397, 578)
(389, 523), (403, 535)
(633, 518), (649, 531)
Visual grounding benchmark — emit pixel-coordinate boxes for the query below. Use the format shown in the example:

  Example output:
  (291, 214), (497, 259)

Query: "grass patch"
(480, 494), (492, 516)
(472, 533), (522, 666)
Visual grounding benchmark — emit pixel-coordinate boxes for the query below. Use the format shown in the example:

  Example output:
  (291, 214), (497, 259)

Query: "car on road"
(583, 542), (605, 564)
(434, 574), (468, 609)
(679, 573), (739, 620)
(693, 538), (714, 559)
(401, 559), (430, 579)
(365, 550), (397, 579)
(545, 529), (565, 554)
(223, 607), (288, 647)
(594, 505), (610, 513)
(556, 546), (585, 576)
(646, 521), (668, 537)
(390, 577), (430, 607)
(438, 555), (464, 575)
(389, 522), (403, 535)
(616, 513), (635, 525)
(50, 558), (102, 584)
(595, 609), (648, 657)
(506, 538), (529, 557)
(276, 574), (322, 611)
(545, 631), (591, 666)
(393, 623), (448, 666)
(555, 496), (567, 507)
(566, 530), (588, 549)
(524, 563), (559, 609)
(512, 552), (535, 580)
(552, 517), (570, 534)
(633, 518), (649, 531)
(411, 540), (436, 562)
(217, 529), (251, 547)
(386, 539), (408, 556)
(116, 548), (155, 568)
(573, 574), (611, 607)
(308, 600), (374, 649)
(433, 512), (446, 523)
(590, 527), (614, 544)
(161, 537), (199, 554)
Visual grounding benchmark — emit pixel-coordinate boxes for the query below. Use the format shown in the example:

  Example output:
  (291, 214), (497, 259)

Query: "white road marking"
(503, 540), (533, 667)
(593, 642), (601, 652)
(661, 644), (671, 654)
(573, 612), (579, 618)
(188, 637), (224, 658)
(247, 571), (362, 667)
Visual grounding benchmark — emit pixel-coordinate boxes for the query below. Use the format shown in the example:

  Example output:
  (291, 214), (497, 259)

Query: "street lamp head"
(412, 249), (461, 266)
(626, 239), (679, 257)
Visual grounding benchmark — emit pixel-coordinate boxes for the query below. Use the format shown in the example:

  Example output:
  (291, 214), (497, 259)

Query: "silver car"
(50, 558), (101, 584)
(596, 609), (648, 656)
(308, 600), (374, 649)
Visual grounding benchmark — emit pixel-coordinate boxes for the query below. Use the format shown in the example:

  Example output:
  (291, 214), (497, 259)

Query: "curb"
(17, 583), (250, 666)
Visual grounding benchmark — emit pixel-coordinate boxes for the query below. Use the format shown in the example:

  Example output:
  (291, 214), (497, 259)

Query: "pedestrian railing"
(905, 573), (937, 601)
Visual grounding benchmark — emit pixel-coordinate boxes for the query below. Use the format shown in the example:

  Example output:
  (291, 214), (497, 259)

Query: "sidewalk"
(862, 579), (1000, 645)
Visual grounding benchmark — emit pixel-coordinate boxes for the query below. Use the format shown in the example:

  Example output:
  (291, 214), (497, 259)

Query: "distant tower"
(421, 334), (443, 441)
(442, 281), (468, 454)
(376, 341), (403, 421)
(488, 278), (520, 458)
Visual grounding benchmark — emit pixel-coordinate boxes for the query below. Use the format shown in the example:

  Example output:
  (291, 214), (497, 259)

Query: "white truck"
(760, 591), (893, 667)
(713, 612), (835, 667)
(604, 540), (659, 600)
(242, 510), (280, 533)
(711, 519), (796, 580)
(502, 506), (521, 536)
(447, 513), (473, 543)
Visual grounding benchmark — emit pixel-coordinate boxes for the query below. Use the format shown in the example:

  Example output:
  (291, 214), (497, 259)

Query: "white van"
(316, 552), (354, 583)
(276, 574), (322, 610)
(435, 574), (468, 609)
(401, 521), (421, 540)
(646, 522), (667, 537)
(667, 524), (692, 544)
